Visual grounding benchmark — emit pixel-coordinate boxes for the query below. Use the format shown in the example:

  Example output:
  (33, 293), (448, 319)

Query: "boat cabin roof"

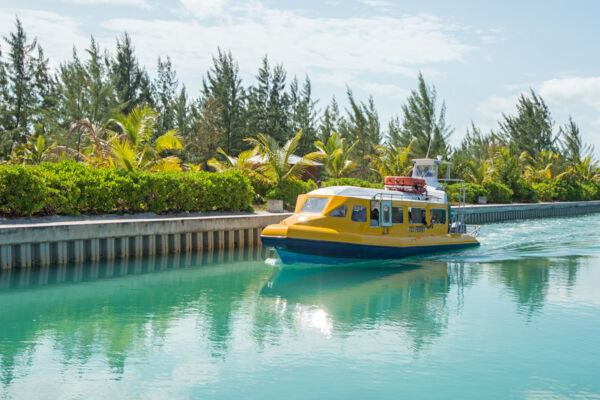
(308, 186), (445, 204)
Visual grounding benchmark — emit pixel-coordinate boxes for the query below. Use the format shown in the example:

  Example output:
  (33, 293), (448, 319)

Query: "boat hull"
(260, 235), (480, 264)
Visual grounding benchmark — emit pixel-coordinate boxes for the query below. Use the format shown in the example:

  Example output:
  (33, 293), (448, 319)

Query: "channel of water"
(1, 214), (600, 399)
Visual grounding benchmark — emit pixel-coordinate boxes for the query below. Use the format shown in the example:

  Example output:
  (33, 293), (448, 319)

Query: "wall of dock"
(0, 213), (292, 270)
(461, 201), (600, 224)
(1, 200), (600, 270)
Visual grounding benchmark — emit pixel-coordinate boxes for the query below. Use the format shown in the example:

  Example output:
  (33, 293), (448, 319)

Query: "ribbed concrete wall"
(461, 201), (600, 224)
(0, 213), (292, 270)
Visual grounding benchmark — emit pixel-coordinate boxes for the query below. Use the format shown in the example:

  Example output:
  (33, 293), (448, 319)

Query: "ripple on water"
(424, 214), (600, 263)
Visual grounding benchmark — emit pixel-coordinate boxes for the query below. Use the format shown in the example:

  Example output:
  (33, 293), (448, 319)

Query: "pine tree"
(202, 49), (246, 155)
(397, 73), (452, 159)
(339, 88), (381, 178)
(499, 89), (555, 158)
(31, 45), (59, 137)
(559, 116), (591, 163)
(0, 43), (10, 137)
(110, 33), (152, 114)
(318, 96), (341, 142)
(268, 63), (289, 143)
(289, 76), (317, 155)
(85, 36), (118, 124)
(188, 96), (226, 166)
(174, 85), (189, 141)
(246, 56), (270, 141)
(387, 116), (402, 147)
(246, 55), (290, 144)
(55, 38), (118, 148)
(1, 18), (40, 155)
(56, 48), (88, 137)
(154, 56), (178, 135)
(460, 123), (491, 162)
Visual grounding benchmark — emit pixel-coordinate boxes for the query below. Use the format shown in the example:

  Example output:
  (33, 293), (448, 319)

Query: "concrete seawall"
(1, 200), (600, 269)
(0, 213), (292, 270)
(461, 201), (600, 224)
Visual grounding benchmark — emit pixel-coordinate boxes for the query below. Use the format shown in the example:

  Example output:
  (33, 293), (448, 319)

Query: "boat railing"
(467, 224), (481, 237)
(439, 178), (468, 233)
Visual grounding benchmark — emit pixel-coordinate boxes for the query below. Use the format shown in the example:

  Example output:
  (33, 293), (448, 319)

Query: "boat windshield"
(413, 164), (437, 178)
(300, 197), (329, 213)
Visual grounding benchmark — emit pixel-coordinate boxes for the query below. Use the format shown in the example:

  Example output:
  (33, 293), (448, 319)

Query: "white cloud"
(0, 10), (91, 70)
(180, 0), (228, 19)
(539, 76), (600, 110)
(357, 0), (393, 10)
(474, 94), (520, 131)
(356, 82), (410, 99)
(98, 6), (474, 87)
(63, 0), (151, 8)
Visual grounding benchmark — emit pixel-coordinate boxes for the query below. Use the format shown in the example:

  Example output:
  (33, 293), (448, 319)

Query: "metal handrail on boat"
(467, 224), (481, 237)
(439, 178), (467, 231)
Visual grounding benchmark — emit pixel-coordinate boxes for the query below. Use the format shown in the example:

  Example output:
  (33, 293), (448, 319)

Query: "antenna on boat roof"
(425, 136), (432, 159)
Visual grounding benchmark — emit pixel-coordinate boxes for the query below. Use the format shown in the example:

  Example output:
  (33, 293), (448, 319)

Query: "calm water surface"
(1, 214), (600, 399)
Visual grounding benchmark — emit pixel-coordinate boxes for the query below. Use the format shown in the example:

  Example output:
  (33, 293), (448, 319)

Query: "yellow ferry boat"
(260, 158), (480, 264)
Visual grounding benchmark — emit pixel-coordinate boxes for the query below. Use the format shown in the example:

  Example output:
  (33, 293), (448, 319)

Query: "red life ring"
(384, 176), (427, 194)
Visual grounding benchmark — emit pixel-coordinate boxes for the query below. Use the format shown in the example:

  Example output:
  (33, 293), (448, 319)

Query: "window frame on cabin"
(351, 205), (367, 222)
(329, 205), (347, 218)
(408, 207), (427, 225)
(430, 208), (447, 225)
(392, 206), (404, 224)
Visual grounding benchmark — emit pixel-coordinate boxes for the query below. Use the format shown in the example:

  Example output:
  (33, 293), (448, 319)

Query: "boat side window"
(392, 206), (404, 224)
(329, 205), (347, 218)
(431, 208), (447, 224)
(351, 205), (367, 222)
(300, 197), (329, 213)
(409, 207), (426, 224)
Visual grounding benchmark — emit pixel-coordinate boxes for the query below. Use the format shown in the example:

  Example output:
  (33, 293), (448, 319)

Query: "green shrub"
(0, 165), (49, 216)
(512, 179), (537, 203)
(0, 161), (254, 217)
(323, 178), (382, 189)
(446, 183), (488, 203)
(582, 182), (600, 200)
(532, 182), (555, 202)
(483, 181), (513, 203)
(552, 174), (585, 201)
(266, 179), (317, 209)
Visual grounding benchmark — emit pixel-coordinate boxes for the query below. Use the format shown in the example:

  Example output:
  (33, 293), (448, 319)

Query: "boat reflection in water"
(258, 260), (472, 349)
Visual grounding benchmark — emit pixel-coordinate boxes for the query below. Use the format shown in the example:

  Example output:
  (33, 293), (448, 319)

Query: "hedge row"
(446, 176), (600, 204)
(0, 161), (254, 216)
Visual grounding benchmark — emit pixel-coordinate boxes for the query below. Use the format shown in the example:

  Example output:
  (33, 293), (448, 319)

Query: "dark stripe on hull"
(260, 236), (479, 264)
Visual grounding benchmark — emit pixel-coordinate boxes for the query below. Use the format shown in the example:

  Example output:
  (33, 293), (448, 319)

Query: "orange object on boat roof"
(384, 176), (427, 194)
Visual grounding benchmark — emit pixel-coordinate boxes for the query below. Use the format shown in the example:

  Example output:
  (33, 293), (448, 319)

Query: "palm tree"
(9, 134), (56, 165)
(63, 118), (112, 167)
(207, 146), (261, 178)
(107, 106), (183, 171)
(244, 130), (311, 184)
(523, 150), (562, 183)
(367, 139), (414, 179)
(487, 145), (529, 186)
(464, 159), (493, 184)
(572, 156), (600, 183)
(306, 132), (357, 179)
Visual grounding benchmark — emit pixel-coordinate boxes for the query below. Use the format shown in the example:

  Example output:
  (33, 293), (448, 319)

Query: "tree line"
(1, 17), (598, 205)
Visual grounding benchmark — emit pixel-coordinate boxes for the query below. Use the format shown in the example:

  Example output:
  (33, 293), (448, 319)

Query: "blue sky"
(2, 0), (600, 153)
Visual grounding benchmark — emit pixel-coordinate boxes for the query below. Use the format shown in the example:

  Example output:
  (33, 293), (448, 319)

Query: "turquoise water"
(2, 215), (600, 399)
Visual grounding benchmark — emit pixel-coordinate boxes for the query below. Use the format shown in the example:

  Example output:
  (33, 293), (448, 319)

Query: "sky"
(1, 0), (600, 154)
